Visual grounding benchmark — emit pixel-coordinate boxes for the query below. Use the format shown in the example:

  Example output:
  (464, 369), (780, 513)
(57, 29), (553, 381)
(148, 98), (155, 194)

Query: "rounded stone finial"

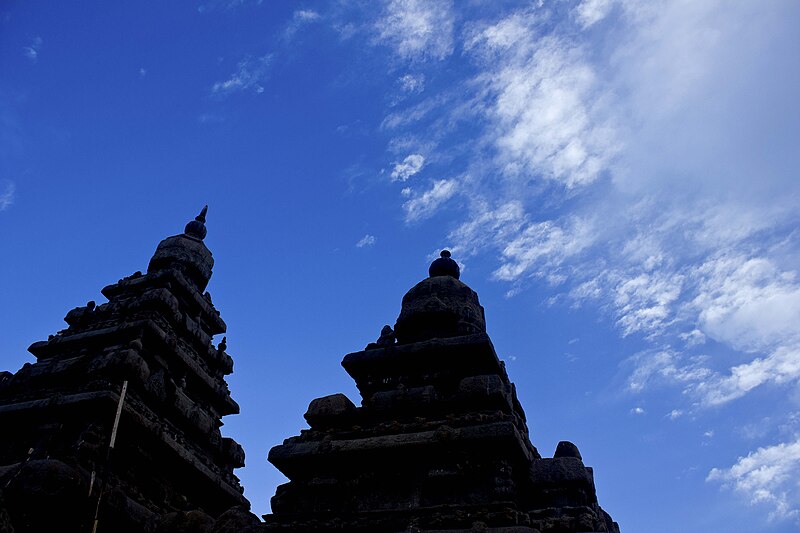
(554, 441), (582, 460)
(184, 205), (208, 240)
(429, 250), (460, 279)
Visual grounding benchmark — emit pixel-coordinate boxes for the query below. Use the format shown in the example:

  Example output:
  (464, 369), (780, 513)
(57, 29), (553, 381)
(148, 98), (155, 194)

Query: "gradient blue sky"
(2, 1), (800, 531)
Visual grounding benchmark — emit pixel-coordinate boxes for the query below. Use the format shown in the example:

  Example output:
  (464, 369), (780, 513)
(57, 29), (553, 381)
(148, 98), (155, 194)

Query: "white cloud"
(356, 234), (376, 248)
(212, 54), (272, 95)
(0, 181), (15, 211)
(390, 154), (425, 182)
(708, 438), (800, 521)
(668, 409), (684, 420)
(693, 256), (800, 353)
(697, 345), (800, 407)
(403, 178), (457, 222)
(574, 0), (617, 29)
(376, 0), (800, 423)
(627, 349), (711, 393)
(23, 37), (42, 62)
(493, 217), (594, 283)
(294, 9), (320, 23)
(466, 15), (617, 188)
(375, 0), (454, 61)
(612, 270), (683, 337)
(284, 9), (322, 40)
(398, 73), (425, 94)
(198, 0), (262, 13)
(631, 406), (645, 415)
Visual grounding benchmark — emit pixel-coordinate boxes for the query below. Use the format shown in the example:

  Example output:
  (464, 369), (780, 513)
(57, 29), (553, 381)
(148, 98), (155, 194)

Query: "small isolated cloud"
(294, 9), (320, 23)
(631, 406), (646, 415)
(212, 54), (272, 95)
(356, 234), (376, 248)
(668, 409), (684, 420)
(0, 181), (16, 211)
(398, 73), (425, 94)
(375, 0), (455, 61)
(198, 0), (262, 13)
(403, 178), (457, 222)
(391, 154), (425, 181)
(680, 329), (706, 347)
(708, 438), (800, 521)
(139, 68), (147, 78)
(284, 9), (322, 40)
(23, 36), (42, 62)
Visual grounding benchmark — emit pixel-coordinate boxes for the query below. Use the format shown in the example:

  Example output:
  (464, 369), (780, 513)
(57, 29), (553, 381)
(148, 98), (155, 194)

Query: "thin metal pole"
(90, 380), (128, 533)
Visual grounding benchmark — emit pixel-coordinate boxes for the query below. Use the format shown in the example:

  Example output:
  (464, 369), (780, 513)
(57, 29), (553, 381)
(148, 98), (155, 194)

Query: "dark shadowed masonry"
(0, 212), (619, 533)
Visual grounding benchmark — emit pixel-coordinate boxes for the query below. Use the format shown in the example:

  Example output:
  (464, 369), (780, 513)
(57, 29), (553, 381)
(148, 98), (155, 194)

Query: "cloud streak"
(212, 54), (272, 95)
(0, 181), (15, 211)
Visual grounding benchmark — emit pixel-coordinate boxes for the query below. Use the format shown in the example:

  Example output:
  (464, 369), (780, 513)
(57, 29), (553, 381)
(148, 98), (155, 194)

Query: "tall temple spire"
(0, 210), (252, 532)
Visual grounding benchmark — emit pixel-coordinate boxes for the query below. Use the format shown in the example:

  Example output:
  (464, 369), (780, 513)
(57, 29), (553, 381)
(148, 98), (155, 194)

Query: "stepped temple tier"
(0, 208), (259, 533)
(265, 251), (620, 533)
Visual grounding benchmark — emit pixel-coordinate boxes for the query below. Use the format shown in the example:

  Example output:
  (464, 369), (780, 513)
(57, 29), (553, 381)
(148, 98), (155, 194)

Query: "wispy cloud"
(198, 0), (262, 14)
(284, 9), (322, 40)
(23, 36), (42, 62)
(375, 0), (454, 61)
(0, 181), (16, 211)
(212, 54), (272, 95)
(356, 234), (376, 248)
(403, 178), (457, 222)
(398, 73), (425, 94)
(370, 1), (800, 517)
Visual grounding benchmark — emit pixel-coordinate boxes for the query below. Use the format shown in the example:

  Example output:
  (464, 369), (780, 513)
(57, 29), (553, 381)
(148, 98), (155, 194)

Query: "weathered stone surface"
(0, 460), (85, 533)
(211, 506), (261, 533)
(394, 275), (486, 344)
(303, 394), (356, 429)
(155, 510), (214, 533)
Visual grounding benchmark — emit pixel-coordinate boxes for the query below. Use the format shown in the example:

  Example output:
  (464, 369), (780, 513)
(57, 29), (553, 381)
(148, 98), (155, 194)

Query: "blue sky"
(2, 1), (800, 531)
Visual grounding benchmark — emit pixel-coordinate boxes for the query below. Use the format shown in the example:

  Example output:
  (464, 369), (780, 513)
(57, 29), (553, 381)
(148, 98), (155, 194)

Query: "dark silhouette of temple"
(0, 212), (619, 533)
(264, 251), (619, 532)
(0, 209), (256, 532)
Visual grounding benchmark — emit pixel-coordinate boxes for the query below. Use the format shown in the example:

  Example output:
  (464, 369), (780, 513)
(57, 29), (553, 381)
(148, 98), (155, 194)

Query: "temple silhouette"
(0, 211), (619, 532)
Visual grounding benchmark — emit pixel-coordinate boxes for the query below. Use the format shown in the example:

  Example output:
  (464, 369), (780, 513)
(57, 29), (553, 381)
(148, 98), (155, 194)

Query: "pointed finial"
(218, 336), (227, 352)
(428, 249), (460, 279)
(184, 205), (208, 240)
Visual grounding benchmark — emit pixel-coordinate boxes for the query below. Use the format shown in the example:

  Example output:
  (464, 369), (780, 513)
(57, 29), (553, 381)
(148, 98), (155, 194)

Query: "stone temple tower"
(0, 208), (251, 532)
(265, 251), (619, 532)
